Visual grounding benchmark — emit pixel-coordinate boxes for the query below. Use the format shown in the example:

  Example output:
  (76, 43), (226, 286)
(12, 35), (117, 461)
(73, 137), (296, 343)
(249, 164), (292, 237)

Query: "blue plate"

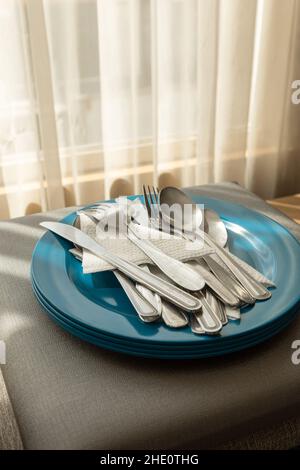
(32, 277), (298, 359)
(31, 194), (300, 353)
(32, 276), (298, 356)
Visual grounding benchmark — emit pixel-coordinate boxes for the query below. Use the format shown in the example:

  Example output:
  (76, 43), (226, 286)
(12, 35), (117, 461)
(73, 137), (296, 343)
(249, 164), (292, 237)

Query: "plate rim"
(32, 276), (298, 352)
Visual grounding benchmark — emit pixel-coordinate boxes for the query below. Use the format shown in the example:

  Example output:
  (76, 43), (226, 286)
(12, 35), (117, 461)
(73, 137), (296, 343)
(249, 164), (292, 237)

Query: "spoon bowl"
(159, 186), (203, 233)
(204, 208), (228, 248)
(159, 186), (228, 247)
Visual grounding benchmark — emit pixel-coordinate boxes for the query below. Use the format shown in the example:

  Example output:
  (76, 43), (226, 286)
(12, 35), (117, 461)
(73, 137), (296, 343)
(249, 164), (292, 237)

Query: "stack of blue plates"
(31, 195), (300, 359)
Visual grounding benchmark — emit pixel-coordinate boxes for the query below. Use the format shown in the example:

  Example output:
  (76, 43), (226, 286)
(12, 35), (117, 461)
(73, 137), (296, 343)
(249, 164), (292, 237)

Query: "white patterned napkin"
(71, 200), (213, 273)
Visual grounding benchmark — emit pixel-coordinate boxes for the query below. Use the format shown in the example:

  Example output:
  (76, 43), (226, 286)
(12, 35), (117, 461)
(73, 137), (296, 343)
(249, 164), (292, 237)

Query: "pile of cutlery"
(41, 185), (275, 335)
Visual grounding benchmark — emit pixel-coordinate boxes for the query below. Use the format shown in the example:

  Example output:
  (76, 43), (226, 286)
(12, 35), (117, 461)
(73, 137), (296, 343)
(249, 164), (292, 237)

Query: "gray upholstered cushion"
(0, 370), (23, 449)
(0, 183), (300, 449)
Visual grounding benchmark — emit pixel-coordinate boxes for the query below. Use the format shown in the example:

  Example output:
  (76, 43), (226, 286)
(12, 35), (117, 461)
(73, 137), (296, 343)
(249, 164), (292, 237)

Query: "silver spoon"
(159, 186), (271, 301)
(205, 208), (228, 248)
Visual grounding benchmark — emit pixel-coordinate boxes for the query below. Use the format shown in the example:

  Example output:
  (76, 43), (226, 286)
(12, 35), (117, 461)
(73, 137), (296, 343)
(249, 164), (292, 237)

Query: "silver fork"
(143, 185), (223, 334)
(142, 185), (165, 232)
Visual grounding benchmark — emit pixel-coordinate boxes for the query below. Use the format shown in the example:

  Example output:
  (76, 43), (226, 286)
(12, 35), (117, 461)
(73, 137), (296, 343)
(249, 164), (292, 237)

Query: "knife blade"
(127, 222), (205, 291)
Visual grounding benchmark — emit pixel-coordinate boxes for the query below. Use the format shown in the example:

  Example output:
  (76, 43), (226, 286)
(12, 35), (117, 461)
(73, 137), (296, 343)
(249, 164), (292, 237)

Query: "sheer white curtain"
(0, 0), (300, 219)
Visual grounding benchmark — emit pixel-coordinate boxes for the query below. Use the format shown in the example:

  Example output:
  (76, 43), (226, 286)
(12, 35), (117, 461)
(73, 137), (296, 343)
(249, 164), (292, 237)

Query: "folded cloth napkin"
(71, 199), (213, 273)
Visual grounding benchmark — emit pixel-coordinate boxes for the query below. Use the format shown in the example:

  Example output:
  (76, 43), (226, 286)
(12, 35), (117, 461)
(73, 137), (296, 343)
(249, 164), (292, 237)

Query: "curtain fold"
(26, 0), (65, 209)
(214, 0), (257, 184)
(0, 0), (47, 218)
(246, 0), (298, 198)
(0, 0), (300, 219)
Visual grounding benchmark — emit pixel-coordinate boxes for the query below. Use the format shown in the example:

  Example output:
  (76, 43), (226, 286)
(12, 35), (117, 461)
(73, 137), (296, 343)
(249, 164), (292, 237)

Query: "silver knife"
(127, 222), (205, 291)
(113, 271), (160, 322)
(40, 222), (202, 312)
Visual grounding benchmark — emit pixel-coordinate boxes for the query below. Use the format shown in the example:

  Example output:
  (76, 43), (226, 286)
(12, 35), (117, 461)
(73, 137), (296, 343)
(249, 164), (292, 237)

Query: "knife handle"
(203, 255), (255, 305)
(193, 293), (223, 334)
(161, 301), (188, 328)
(188, 259), (240, 307)
(114, 271), (158, 318)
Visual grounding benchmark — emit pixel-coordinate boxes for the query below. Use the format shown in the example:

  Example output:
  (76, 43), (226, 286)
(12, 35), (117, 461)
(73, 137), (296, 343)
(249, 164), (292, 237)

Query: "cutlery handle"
(223, 250), (275, 288)
(114, 271), (157, 318)
(135, 266), (162, 316)
(161, 302), (188, 328)
(190, 314), (205, 335)
(140, 265), (188, 328)
(136, 282), (188, 328)
(224, 304), (241, 321)
(127, 224), (205, 291)
(193, 293), (223, 334)
(188, 260), (240, 307)
(202, 232), (271, 300)
(205, 289), (228, 325)
(203, 255), (255, 305)
(135, 283), (162, 312)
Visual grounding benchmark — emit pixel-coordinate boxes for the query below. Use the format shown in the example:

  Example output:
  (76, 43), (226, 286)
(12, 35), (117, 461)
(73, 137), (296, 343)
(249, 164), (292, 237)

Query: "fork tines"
(142, 185), (160, 222)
